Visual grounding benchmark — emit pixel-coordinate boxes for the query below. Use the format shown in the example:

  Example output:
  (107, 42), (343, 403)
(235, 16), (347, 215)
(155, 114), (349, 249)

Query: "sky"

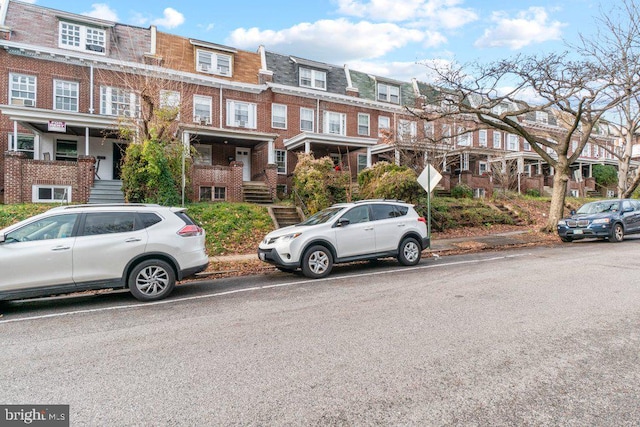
(7, 0), (608, 82)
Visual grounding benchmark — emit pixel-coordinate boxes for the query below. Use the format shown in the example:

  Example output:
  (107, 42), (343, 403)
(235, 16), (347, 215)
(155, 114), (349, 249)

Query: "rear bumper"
(179, 262), (209, 280)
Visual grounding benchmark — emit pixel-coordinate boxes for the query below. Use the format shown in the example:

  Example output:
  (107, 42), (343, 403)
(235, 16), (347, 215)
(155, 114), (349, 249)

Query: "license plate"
(259, 252), (265, 261)
(573, 229), (583, 235)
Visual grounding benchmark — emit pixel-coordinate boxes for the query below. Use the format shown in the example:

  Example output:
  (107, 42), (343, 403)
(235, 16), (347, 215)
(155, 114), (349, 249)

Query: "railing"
(292, 187), (309, 217)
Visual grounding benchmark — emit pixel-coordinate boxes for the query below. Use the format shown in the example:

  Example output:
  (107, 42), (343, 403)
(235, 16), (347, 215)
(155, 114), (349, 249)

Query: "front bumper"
(557, 224), (612, 239)
(257, 247), (299, 268)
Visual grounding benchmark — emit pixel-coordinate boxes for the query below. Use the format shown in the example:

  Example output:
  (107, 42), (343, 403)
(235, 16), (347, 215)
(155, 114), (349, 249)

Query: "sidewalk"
(208, 230), (556, 264)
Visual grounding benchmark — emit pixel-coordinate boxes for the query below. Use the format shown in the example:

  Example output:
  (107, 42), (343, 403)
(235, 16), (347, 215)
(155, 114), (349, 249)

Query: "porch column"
(12, 120), (18, 151)
(366, 147), (372, 168)
(268, 138), (275, 164)
(394, 149), (400, 165)
(85, 127), (90, 155)
(304, 141), (311, 154)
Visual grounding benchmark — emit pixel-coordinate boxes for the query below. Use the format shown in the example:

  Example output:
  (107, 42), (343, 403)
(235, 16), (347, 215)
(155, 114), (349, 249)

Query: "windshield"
(298, 207), (344, 226)
(576, 201), (619, 215)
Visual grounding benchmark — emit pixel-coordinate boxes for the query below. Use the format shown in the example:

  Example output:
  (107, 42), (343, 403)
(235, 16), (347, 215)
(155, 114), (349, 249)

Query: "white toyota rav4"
(0, 204), (208, 302)
(258, 200), (429, 278)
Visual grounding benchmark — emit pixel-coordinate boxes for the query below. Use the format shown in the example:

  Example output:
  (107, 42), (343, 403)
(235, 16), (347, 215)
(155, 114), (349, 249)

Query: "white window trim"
(275, 149), (287, 174)
(58, 21), (106, 55)
(377, 83), (400, 104)
(100, 86), (139, 117)
(196, 49), (233, 77)
(272, 104), (287, 129)
(378, 116), (391, 137)
(9, 73), (36, 106)
(357, 153), (368, 173)
(226, 100), (257, 129)
(358, 113), (370, 136)
(193, 144), (212, 165)
(193, 95), (212, 124)
(299, 68), (327, 90)
(478, 130), (487, 147)
(32, 185), (72, 203)
(53, 79), (79, 112)
(323, 111), (346, 136)
(493, 131), (502, 149)
(8, 133), (35, 158)
(300, 107), (315, 131)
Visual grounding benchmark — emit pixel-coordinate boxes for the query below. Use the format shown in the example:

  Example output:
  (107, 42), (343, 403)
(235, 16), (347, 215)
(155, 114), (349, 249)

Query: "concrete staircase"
(269, 206), (304, 228)
(88, 180), (125, 204)
(242, 181), (273, 204)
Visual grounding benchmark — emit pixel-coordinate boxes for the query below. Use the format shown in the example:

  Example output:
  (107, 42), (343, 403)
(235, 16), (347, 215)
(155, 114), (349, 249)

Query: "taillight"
(418, 217), (427, 223)
(177, 224), (203, 237)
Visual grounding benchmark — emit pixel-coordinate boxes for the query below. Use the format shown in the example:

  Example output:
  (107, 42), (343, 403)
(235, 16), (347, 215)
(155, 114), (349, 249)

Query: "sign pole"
(427, 163), (431, 247)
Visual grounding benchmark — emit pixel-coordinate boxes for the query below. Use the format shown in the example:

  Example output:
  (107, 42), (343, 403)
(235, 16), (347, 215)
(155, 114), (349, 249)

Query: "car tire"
(301, 245), (333, 279)
(398, 237), (421, 266)
(128, 259), (176, 301)
(609, 223), (624, 243)
(560, 236), (573, 243)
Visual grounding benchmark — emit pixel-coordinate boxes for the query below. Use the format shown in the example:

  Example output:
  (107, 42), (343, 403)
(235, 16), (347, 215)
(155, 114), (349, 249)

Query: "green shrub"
(357, 161), (422, 203)
(592, 164), (617, 187)
(525, 188), (541, 197)
(451, 184), (473, 199)
(292, 153), (350, 214)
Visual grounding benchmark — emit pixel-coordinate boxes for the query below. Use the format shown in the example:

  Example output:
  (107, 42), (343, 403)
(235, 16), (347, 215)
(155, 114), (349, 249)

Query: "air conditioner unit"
(23, 99), (35, 107)
(217, 67), (229, 75)
(238, 121), (247, 128)
(199, 64), (210, 72)
(204, 117), (211, 125)
(86, 44), (105, 53)
(194, 115), (201, 123)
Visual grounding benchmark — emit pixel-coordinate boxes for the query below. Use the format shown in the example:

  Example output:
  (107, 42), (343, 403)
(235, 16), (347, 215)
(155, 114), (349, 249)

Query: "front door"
(236, 147), (251, 181)
(113, 143), (127, 180)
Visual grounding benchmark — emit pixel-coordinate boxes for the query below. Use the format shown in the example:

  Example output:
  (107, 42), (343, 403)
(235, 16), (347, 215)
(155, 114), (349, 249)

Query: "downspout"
(89, 65), (94, 114)
(316, 98), (320, 133)
(219, 86), (223, 127)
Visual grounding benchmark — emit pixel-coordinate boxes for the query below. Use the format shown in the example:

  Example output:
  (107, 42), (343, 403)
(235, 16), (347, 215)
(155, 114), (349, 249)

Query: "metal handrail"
(292, 187), (309, 216)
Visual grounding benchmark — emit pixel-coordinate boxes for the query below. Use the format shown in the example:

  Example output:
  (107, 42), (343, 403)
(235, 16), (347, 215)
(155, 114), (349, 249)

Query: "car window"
(299, 207), (343, 225)
(82, 212), (136, 236)
(139, 212), (163, 229)
(340, 206), (370, 224)
(371, 204), (399, 221)
(4, 214), (78, 243)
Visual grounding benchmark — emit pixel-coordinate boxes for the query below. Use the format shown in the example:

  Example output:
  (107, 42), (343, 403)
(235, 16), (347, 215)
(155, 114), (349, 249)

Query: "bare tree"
(424, 53), (623, 232)
(574, 0), (640, 197)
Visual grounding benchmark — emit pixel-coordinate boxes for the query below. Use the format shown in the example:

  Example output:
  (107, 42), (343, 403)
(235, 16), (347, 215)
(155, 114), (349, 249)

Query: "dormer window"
(377, 83), (400, 104)
(59, 21), (106, 54)
(535, 111), (549, 124)
(299, 68), (326, 90)
(196, 50), (232, 77)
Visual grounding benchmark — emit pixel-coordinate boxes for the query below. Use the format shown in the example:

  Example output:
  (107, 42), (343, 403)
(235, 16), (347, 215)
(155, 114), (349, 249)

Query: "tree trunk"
(544, 171), (569, 232)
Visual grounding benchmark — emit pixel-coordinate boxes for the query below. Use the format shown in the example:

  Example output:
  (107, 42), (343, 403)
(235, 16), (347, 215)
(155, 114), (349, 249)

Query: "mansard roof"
(264, 50), (349, 95)
(348, 69), (416, 107)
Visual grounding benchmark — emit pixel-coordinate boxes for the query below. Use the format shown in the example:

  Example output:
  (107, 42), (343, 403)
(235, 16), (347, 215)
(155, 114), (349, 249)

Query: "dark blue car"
(557, 199), (640, 242)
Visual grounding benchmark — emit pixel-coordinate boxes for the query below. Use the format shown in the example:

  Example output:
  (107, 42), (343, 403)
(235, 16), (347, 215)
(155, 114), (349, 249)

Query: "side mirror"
(336, 218), (350, 227)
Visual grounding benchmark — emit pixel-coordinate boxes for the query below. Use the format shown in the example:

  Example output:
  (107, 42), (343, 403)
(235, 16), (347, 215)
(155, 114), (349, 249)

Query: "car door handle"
(397, 224), (406, 227)
(364, 227), (374, 231)
(125, 238), (142, 243)
(51, 245), (71, 251)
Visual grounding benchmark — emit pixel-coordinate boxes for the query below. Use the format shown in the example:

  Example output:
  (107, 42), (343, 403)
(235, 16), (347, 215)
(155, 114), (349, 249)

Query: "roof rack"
(354, 199), (406, 204)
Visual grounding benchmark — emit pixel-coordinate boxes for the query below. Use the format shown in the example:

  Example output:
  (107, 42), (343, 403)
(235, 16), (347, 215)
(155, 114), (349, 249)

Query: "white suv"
(0, 204), (208, 302)
(258, 200), (429, 278)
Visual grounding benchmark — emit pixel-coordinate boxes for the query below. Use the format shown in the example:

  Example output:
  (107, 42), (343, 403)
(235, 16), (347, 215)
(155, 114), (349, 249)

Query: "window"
(378, 116), (390, 137)
(398, 120), (417, 142)
(59, 21), (105, 54)
(160, 90), (180, 119)
(371, 204), (407, 221)
(424, 122), (434, 139)
(193, 95), (212, 124)
(479, 161), (489, 175)
(441, 124), (452, 145)
(276, 184), (287, 197)
(457, 128), (471, 146)
(9, 73), (36, 106)
(226, 100), (257, 128)
(55, 140), (77, 161)
(8, 134), (34, 159)
(524, 141), (531, 151)
(507, 134), (519, 151)
(535, 111), (549, 124)
(196, 50), (232, 76)
(493, 131), (502, 149)
(6, 214), (77, 241)
(358, 113), (370, 136)
(100, 86), (139, 117)
(53, 80), (79, 112)
(377, 83), (400, 104)
(479, 130), (487, 147)
(275, 149), (287, 174)
(193, 144), (212, 166)
(323, 111), (346, 135)
(199, 186), (226, 201)
(300, 107), (314, 131)
(341, 205), (370, 224)
(357, 153), (368, 173)
(272, 104), (287, 129)
(32, 186), (72, 203)
(83, 212), (135, 236)
(462, 152), (470, 170)
(299, 68), (326, 90)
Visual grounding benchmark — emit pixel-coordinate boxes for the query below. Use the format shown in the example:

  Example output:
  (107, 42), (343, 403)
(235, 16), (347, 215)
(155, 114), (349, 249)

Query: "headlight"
(557, 220), (566, 226)
(591, 218), (611, 224)
(275, 232), (302, 242)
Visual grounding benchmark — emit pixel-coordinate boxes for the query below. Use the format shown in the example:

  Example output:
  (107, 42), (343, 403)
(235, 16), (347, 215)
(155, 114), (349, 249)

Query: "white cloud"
(82, 3), (118, 22)
(336, 0), (477, 28)
(474, 7), (566, 50)
(227, 18), (424, 63)
(349, 58), (442, 82)
(150, 8), (184, 29)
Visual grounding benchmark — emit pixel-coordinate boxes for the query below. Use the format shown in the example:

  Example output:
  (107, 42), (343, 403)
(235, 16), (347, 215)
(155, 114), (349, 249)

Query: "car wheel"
(398, 237), (421, 266)
(301, 245), (333, 279)
(609, 223), (624, 243)
(560, 236), (573, 243)
(128, 259), (176, 301)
